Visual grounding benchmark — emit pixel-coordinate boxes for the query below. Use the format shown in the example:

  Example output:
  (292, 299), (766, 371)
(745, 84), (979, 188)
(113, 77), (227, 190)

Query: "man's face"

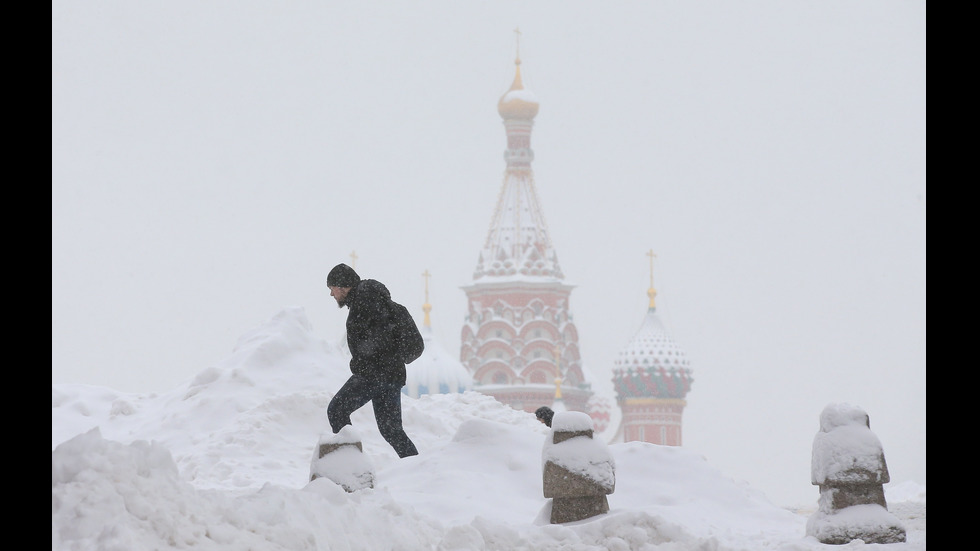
(329, 286), (352, 308)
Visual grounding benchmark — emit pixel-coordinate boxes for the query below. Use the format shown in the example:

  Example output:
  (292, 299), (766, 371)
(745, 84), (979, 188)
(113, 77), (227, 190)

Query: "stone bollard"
(806, 403), (906, 544)
(542, 411), (615, 524)
(309, 426), (375, 492)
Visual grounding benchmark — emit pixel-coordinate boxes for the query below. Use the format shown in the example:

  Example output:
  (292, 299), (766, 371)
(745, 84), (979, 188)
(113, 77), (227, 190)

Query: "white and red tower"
(460, 40), (592, 414)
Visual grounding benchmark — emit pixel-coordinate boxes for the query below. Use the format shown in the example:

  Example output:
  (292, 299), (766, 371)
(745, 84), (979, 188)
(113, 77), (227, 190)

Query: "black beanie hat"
(327, 263), (361, 288)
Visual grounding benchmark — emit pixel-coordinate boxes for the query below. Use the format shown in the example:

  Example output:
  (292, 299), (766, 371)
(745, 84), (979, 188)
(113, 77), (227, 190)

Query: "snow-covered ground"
(52, 307), (925, 550)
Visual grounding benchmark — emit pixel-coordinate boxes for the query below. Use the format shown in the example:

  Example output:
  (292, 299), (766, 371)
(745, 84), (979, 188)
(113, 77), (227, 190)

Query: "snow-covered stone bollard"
(309, 426), (375, 492)
(542, 411), (615, 524)
(806, 402), (906, 544)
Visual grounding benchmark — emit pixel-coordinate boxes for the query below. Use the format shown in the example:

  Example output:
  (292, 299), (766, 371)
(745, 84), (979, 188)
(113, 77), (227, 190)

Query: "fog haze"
(52, 1), (925, 507)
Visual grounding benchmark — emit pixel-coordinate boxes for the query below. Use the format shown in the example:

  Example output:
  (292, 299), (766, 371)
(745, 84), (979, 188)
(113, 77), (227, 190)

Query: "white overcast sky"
(52, 1), (925, 506)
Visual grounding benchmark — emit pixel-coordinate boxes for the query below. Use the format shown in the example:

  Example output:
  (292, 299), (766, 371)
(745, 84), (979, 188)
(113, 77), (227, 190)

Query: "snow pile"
(887, 480), (926, 504)
(53, 308), (926, 550)
(52, 428), (444, 551)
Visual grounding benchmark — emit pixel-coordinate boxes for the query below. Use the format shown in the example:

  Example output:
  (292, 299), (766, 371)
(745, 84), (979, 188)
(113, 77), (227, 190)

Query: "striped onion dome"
(611, 306), (693, 400)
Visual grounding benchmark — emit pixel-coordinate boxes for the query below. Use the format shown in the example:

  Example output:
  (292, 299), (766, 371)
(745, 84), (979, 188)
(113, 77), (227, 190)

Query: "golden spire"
(553, 344), (562, 399)
(646, 249), (658, 309)
(514, 26), (522, 64)
(509, 26), (525, 91)
(350, 250), (358, 270)
(422, 269), (432, 328)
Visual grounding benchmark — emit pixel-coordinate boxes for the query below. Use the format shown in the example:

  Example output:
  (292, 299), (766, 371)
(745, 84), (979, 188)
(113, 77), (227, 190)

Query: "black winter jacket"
(344, 279), (406, 385)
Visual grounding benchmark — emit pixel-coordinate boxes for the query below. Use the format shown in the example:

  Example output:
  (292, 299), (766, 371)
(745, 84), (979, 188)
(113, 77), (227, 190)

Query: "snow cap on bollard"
(309, 426), (375, 492)
(541, 411), (615, 524)
(806, 402), (905, 545)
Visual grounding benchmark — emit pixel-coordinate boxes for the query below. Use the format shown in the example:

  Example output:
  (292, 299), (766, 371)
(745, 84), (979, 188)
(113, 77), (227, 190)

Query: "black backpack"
(389, 301), (424, 364)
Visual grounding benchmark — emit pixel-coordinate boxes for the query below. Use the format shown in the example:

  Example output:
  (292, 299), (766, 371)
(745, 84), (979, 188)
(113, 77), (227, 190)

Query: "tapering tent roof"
(472, 185), (563, 282)
(472, 56), (564, 283)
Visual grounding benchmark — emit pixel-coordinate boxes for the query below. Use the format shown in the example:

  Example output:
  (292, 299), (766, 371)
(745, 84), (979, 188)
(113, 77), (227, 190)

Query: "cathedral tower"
(460, 35), (592, 414)
(609, 251), (693, 445)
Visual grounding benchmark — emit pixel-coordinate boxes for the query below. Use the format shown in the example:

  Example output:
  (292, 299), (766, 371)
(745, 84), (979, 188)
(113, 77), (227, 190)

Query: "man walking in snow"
(325, 263), (420, 458)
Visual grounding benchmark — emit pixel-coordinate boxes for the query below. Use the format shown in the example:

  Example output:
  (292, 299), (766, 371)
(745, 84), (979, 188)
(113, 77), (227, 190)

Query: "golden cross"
(350, 250), (358, 270)
(514, 27), (521, 60)
(646, 249), (657, 288)
(422, 269), (431, 303)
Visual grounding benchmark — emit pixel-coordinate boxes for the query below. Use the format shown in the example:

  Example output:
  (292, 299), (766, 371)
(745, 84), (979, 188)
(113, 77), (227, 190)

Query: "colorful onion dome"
(611, 306), (693, 399)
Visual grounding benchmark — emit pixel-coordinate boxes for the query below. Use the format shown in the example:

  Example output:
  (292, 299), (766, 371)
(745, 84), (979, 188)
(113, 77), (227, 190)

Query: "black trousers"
(327, 373), (419, 458)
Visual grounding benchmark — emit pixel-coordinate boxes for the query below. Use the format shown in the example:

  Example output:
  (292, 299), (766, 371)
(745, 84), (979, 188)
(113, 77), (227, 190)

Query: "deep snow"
(52, 307), (925, 550)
